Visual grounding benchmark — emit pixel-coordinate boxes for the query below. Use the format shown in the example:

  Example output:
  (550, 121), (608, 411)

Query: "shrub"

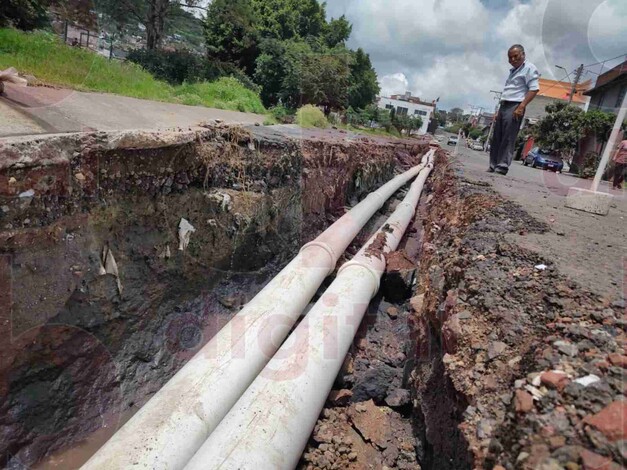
(174, 77), (265, 114)
(126, 48), (261, 94)
(296, 105), (328, 128)
(578, 151), (601, 179)
(126, 48), (206, 85)
(268, 105), (295, 124)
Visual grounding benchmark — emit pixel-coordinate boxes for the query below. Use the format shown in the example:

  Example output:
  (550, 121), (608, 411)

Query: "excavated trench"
(2, 127), (623, 470)
(0, 125), (428, 469)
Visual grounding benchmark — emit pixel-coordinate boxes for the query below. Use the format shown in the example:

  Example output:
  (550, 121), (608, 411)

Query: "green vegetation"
(296, 105), (328, 128)
(534, 102), (614, 157)
(0, 28), (266, 113)
(205, 0), (379, 111)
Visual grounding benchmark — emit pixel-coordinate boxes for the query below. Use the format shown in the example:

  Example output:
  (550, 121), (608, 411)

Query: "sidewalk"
(452, 137), (626, 302)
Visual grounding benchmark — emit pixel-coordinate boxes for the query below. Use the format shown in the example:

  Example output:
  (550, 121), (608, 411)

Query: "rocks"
(540, 371), (570, 391)
(583, 401), (627, 442)
(514, 390), (534, 413)
(328, 389), (353, 407)
(579, 448), (622, 470)
(487, 341), (507, 360)
(553, 340), (579, 357)
(607, 353), (627, 369)
(385, 389), (410, 408)
(386, 307), (399, 319)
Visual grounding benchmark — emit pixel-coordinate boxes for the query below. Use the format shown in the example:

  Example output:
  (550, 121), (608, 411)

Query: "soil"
(300, 148), (625, 470)
(0, 125), (429, 468)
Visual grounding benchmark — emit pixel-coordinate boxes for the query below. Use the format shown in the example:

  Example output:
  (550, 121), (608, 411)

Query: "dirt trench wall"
(408, 152), (625, 470)
(0, 126), (427, 468)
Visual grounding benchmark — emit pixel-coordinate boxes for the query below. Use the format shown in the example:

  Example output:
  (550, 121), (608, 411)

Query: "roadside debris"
(178, 218), (196, 251)
(99, 245), (123, 294)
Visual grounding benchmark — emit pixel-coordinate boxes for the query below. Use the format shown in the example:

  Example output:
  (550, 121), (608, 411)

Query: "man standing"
(489, 44), (540, 175)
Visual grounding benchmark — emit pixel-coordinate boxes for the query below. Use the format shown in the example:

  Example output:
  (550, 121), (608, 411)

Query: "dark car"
(523, 147), (564, 172)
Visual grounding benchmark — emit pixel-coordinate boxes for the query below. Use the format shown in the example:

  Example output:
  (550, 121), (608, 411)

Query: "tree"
(204, 0), (258, 74)
(1, 0), (50, 30)
(348, 48), (380, 110)
(249, 0), (326, 41)
(534, 102), (584, 156)
(96, 0), (205, 49)
(325, 15), (351, 47)
(449, 107), (463, 123)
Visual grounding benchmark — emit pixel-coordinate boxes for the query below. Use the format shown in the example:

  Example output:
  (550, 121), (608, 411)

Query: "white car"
(470, 141), (484, 151)
(447, 136), (459, 146)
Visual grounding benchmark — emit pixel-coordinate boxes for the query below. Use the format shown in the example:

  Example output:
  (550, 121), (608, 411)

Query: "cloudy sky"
(325, 0), (627, 113)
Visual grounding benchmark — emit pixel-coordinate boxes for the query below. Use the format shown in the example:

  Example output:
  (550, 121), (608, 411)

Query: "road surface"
(0, 83), (267, 138)
(442, 133), (626, 301)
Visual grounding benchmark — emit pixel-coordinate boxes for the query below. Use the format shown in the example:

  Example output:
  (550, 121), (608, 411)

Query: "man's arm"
(513, 90), (538, 119)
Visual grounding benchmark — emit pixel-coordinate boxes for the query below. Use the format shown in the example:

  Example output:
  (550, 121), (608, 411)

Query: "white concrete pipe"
(82, 151), (433, 470)
(184, 153), (435, 470)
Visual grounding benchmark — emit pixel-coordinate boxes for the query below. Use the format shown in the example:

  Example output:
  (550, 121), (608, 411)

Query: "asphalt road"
(438, 132), (627, 302)
(0, 83), (267, 138)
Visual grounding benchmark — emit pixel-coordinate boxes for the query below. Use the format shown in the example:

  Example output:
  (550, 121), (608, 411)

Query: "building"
(377, 92), (436, 135)
(524, 77), (591, 120)
(585, 60), (627, 113)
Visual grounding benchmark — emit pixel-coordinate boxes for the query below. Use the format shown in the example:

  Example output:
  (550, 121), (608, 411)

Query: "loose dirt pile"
(301, 150), (625, 470)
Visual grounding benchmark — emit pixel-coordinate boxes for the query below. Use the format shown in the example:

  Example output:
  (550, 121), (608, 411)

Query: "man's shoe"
(495, 167), (508, 175)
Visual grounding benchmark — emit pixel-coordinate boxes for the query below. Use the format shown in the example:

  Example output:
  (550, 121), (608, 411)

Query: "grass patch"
(295, 105), (328, 128)
(0, 28), (265, 113)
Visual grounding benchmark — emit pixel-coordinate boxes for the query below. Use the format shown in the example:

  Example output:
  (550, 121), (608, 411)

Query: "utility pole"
(484, 90), (502, 151)
(569, 64), (584, 104)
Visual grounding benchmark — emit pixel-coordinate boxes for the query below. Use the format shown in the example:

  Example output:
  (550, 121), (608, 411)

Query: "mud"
(0, 125), (428, 468)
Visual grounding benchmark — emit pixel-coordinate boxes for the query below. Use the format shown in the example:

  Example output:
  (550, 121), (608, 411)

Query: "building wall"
(525, 96), (586, 121)
(377, 97), (434, 135)
(589, 79), (627, 113)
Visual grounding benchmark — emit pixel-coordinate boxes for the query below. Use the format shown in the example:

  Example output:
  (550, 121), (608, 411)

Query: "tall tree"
(1, 0), (49, 30)
(204, 0), (258, 74)
(96, 0), (205, 49)
(348, 48), (379, 109)
(324, 15), (351, 48)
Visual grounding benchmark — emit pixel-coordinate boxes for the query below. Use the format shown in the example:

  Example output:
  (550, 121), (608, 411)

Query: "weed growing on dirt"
(296, 105), (329, 129)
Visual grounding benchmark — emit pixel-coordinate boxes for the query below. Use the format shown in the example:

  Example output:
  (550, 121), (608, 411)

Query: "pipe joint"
(300, 241), (338, 274)
(337, 261), (381, 299)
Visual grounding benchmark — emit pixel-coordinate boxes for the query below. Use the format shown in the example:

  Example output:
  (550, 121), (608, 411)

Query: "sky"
(325, 0), (627, 113)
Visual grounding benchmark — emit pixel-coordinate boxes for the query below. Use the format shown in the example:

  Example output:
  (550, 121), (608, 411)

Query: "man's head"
(508, 45), (525, 69)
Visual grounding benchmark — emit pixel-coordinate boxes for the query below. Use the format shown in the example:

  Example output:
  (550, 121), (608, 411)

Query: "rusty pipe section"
(184, 152), (435, 469)
(82, 151), (433, 470)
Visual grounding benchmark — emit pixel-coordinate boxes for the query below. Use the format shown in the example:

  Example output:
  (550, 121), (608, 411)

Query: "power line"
(583, 52), (627, 68)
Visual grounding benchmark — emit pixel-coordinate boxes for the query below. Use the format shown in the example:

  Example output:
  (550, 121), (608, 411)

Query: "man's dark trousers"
(490, 101), (524, 174)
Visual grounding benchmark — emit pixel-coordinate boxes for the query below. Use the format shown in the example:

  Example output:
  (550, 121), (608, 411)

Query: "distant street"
(439, 132), (627, 301)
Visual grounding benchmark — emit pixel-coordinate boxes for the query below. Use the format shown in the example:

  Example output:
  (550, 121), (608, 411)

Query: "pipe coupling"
(300, 241), (338, 275)
(337, 260), (381, 299)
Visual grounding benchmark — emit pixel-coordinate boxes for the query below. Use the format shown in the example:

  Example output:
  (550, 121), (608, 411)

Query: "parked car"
(523, 147), (564, 172)
(447, 136), (458, 146)
(470, 141), (484, 151)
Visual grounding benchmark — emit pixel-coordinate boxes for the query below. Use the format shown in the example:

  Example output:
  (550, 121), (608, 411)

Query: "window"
(385, 104), (394, 110)
(396, 106), (408, 116)
(414, 110), (428, 116)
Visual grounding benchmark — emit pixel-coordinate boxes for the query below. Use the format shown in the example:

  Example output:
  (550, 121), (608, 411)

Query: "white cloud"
(379, 73), (410, 97)
(328, 0), (627, 110)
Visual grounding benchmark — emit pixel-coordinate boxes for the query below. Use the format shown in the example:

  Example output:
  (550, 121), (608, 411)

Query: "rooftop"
(537, 77), (591, 104)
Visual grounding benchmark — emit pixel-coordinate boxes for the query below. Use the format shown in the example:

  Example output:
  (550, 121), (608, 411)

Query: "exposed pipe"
(82, 151), (433, 470)
(184, 153), (435, 470)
